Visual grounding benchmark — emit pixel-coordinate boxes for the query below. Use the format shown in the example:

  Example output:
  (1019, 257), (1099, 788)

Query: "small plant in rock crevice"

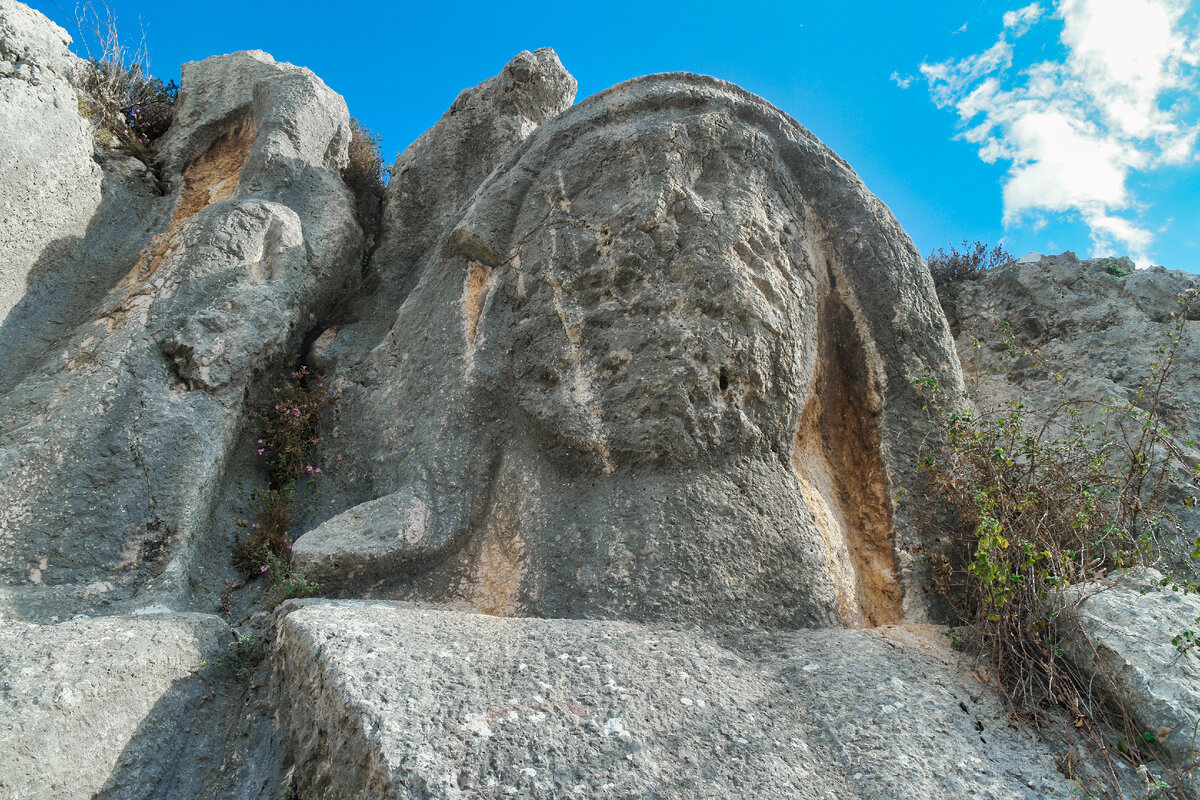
(1104, 259), (1131, 278)
(203, 630), (263, 678)
(912, 289), (1200, 799)
(234, 365), (339, 605)
(343, 118), (386, 242)
(259, 549), (322, 608)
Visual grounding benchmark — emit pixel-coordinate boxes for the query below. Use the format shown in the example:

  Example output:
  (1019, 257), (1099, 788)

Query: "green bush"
(1103, 259), (1130, 277)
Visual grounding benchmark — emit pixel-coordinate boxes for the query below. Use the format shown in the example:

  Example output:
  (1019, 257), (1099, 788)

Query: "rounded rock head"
(295, 71), (964, 630)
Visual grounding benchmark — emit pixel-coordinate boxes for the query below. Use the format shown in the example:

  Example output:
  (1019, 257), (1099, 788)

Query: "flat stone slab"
(0, 612), (227, 800)
(279, 601), (1071, 799)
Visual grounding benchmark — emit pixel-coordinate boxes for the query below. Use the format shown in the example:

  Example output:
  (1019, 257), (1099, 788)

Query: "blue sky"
(32, 0), (1200, 272)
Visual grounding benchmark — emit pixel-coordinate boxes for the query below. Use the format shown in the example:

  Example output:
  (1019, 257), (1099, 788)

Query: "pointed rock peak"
(448, 47), (576, 124)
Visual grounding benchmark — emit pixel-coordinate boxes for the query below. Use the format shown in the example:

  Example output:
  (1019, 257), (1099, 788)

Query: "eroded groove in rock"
(113, 111), (258, 304)
(170, 107), (258, 228)
(792, 282), (901, 628)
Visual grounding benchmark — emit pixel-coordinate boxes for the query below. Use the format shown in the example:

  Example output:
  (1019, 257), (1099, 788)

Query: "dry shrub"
(344, 118), (386, 240)
(914, 292), (1199, 798)
(72, 1), (177, 161)
(927, 240), (1013, 289)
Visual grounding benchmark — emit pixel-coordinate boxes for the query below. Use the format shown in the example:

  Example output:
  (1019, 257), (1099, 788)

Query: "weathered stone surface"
(296, 71), (965, 629)
(0, 0), (101, 328)
(369, 48), (576, 304)
(279, 600), (1071, 800)
(309, 49), (578, 392)
(1061, 569), (1200, 791)
(950, 253), (1200, 570)
(0, 612), (226, 799)
(8, 19), (1166, 799)
(0, 37), (363, 619)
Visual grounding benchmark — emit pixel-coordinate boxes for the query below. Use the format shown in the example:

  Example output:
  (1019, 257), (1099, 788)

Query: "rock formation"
(950, 253), (1200, 570)
(279, 600), (1067, 800)
(0, 6), (363, 619)
(295, 68), (964, 630)
(1, 1), (1197, 797)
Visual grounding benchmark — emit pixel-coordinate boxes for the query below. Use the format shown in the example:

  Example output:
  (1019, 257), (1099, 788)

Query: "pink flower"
(260, 565), (268, 573)
(337, 388), (343, 394)
(336, 454), (343, 462)
(306, 465), (313, 473)
(274, 404), (280, 411)
(295, 409), (301, 417)
(257, 439), (264, 444)
(257, 448), (264, 455)
(314, 467), (322, 474)
(251, 523), (259, 529)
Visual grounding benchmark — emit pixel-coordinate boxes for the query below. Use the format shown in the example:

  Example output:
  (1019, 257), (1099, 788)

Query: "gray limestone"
(0, 0), (101, 328)
(278, 600), (1072, 800)
(0, 40), (362, 622)
(1061, 569), (1200, 793)
(295, 70), (965, 630)
(0, 612), (224, 799)
(4, 4), (1184, 796)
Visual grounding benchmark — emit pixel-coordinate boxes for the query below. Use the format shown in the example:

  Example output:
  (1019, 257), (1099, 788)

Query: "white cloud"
(1088, 213), (1154, 261)
(1003, 3), (1046, 35)
(916, 0), (1200, 264)
(890, 71), (914, 89)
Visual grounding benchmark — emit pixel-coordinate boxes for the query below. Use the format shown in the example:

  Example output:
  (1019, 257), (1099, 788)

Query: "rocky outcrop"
(0, 39), (363, 620)
(1061, 570), (1200, 795)
(950, 253), (1200, 570)
(296, 69), (964, 630)
(0, 0), (100, 328)
(279, 600), (1070, 800)
(9, 2), (1194, 797)
(367, 47), (577, 310)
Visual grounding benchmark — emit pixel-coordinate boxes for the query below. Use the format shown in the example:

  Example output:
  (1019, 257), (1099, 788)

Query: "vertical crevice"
(791, 283), (901, 627)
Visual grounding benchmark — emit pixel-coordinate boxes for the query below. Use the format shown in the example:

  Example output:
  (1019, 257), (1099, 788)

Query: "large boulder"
(279, 600), (1070, 800)
(1060, 569), (1200, 793)
(295, 70), (964, 629)
(0, 35), (363, 620)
